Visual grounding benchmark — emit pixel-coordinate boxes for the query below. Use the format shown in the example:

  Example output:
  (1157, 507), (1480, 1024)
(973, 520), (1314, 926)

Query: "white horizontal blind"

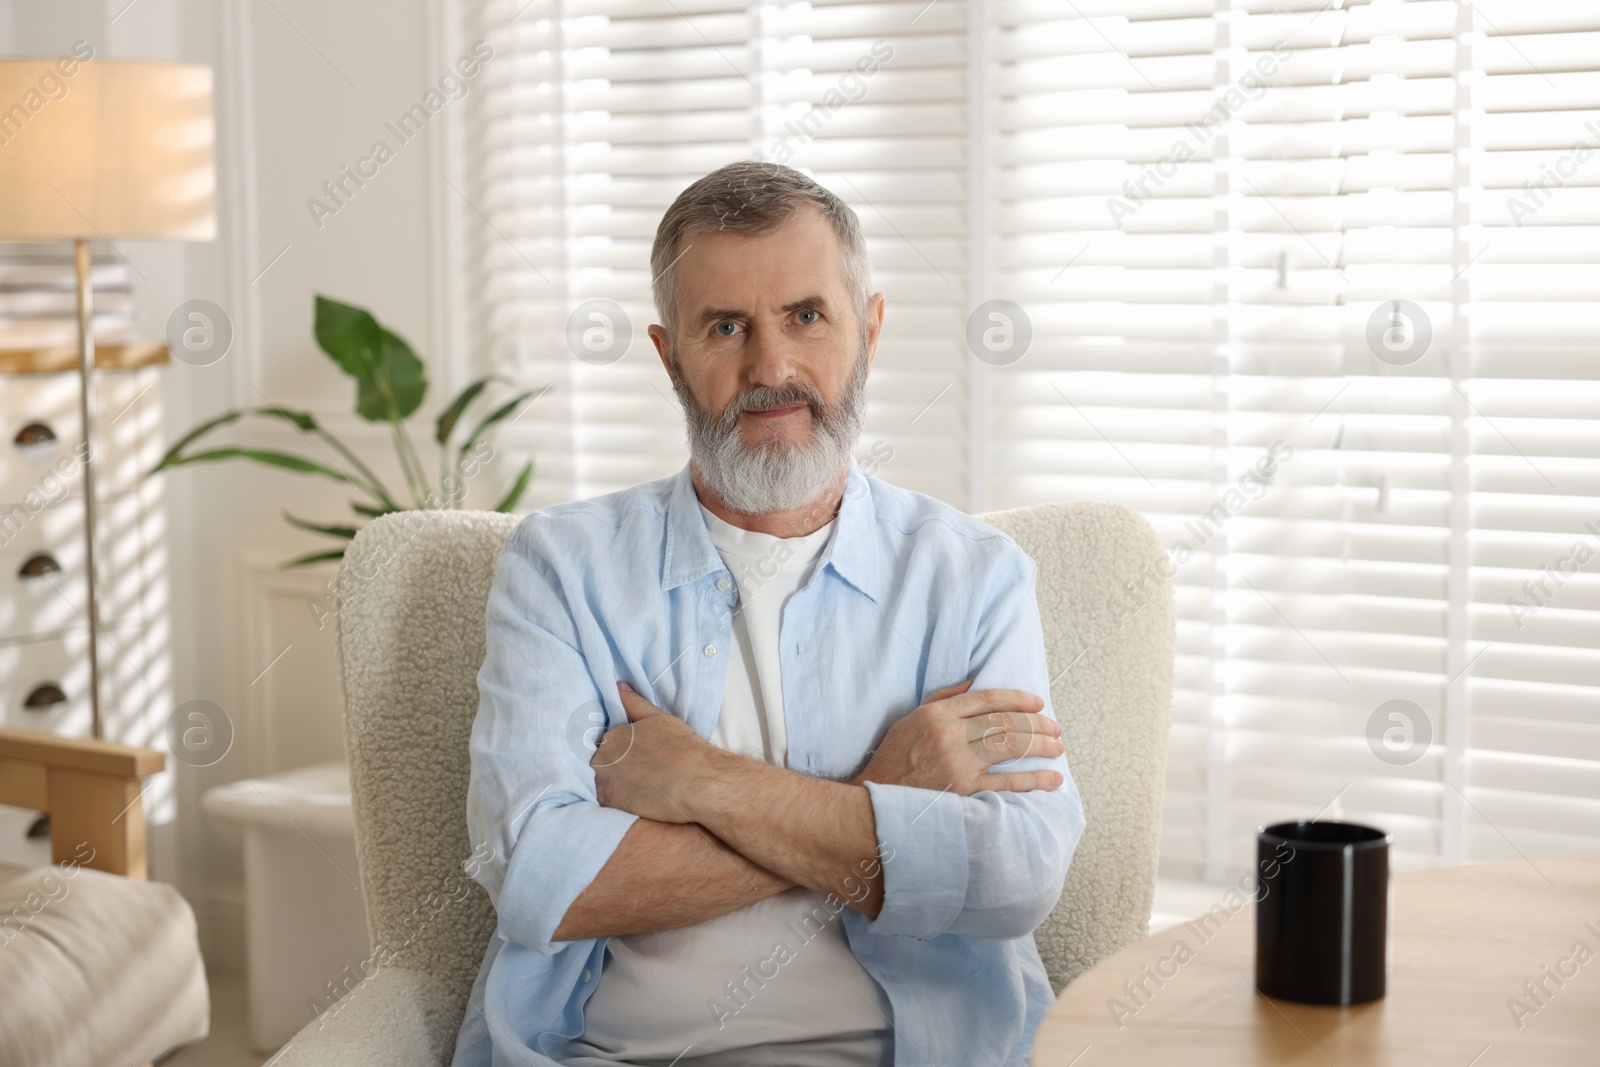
(764, 0), (973, 503)
(988, 0), (1600, 881)
(455, 0), (975, 508)
(453, 0), (1600, 880)
(456, 0), (727, 507)
(1449, 1), (1600, 869)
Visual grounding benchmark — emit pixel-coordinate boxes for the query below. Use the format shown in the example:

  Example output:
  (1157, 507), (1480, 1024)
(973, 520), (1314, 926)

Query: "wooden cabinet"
(0, 349), (172, 865)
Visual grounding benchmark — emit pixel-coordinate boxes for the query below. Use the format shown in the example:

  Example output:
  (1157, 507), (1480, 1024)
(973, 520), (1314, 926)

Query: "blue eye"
(715, 321), (739, 337)
(796, 309), (819, 325)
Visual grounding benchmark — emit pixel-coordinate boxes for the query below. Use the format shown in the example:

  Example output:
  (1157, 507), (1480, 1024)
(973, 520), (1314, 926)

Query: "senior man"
(452, 160), (1085, 1067)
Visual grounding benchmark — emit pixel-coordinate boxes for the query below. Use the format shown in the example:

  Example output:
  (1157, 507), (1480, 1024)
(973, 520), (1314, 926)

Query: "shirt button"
(716, 577), (731, 592)
(582, 969), (592, 982)
(704, 644), (718, 657)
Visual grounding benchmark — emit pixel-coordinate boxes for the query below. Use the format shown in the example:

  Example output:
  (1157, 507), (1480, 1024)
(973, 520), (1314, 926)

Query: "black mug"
(1255, 820), (1391, 1005)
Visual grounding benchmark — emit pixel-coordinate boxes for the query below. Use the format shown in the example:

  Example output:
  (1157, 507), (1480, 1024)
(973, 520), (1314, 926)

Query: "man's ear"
(865, 291), (885, 372)
(648, 323), (672, 375)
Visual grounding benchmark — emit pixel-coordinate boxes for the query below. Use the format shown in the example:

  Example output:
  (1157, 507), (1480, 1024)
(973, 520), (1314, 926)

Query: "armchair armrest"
(0, 725), (163, 879)
(267, 966), (464, 1067)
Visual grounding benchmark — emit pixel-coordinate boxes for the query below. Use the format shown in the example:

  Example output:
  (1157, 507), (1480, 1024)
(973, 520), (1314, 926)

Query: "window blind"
(451, 0), (1600, 883)
(987, 0), (1600, 881)
(455, 0), (973, 508)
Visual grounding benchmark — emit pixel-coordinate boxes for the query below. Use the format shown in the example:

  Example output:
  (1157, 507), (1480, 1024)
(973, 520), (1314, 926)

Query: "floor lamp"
(0, 58), (216, 740)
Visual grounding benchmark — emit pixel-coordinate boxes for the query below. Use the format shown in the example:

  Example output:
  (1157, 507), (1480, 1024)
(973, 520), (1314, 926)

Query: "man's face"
(649, 203), (885, 514)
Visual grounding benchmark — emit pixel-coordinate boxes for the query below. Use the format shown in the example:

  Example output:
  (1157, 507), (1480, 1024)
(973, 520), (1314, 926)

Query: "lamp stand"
(73, 237), (104, 740)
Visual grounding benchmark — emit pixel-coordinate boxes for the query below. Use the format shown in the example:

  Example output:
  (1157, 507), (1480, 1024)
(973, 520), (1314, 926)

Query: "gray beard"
(667, 335), (870, 515)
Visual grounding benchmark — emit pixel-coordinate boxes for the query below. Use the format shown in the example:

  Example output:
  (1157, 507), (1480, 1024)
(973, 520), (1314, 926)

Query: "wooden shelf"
(0, 342), (170, 375)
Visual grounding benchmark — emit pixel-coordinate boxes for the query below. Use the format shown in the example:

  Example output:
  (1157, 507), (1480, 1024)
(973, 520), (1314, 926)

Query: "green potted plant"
(149, 294), (541, 566)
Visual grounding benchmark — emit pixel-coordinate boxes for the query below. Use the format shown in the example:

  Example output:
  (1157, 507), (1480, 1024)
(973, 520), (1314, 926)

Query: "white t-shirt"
(563, 503), (893, 1065)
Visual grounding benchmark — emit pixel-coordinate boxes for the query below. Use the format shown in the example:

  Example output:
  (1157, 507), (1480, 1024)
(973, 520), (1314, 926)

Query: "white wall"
(2, 0), (465, 972)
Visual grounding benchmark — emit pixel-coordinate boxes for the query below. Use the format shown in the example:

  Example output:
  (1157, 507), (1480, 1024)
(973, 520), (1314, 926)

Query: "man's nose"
(742, 320), (801, 390)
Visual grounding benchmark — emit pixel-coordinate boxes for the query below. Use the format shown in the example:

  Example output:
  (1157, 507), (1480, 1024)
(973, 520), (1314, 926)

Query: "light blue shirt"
(452, 454), (1085, 1067)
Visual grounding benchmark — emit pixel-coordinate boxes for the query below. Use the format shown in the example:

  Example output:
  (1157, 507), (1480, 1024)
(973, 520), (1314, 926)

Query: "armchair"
(271, 500), (1174, 1065)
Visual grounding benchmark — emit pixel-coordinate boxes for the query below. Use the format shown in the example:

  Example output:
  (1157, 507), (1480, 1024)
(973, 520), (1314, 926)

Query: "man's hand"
(590, 682), (713, 822)
(593, 683), (884, 914)
(849, 679), (1065, 795)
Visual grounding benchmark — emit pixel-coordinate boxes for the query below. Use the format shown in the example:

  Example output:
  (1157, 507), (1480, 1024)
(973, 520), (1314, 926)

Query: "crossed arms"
(554, 677), (1066, 940)
(465, 527), (1086, 956)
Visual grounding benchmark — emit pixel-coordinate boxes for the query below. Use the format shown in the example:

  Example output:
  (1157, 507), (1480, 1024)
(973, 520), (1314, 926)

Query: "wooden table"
(1034, 856), (1600, 1066)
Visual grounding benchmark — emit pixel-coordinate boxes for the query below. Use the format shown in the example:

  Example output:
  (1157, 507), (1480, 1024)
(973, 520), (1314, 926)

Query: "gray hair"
(650, 161), (872, 341)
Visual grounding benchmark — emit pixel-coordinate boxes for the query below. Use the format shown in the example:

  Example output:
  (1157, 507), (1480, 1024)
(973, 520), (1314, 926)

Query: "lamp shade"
(0, 57), (215, 240)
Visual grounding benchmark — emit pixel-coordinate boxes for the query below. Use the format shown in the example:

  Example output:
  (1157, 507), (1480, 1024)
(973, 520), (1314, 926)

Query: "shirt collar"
(661, 453), (883, 604)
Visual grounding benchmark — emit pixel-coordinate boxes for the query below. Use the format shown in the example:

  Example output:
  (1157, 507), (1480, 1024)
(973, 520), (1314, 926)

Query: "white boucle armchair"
(268, 500), (1174, 1066)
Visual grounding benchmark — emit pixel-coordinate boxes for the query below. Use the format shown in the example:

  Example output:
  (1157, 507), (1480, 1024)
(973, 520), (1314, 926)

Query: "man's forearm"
(552, 817), (792, 942)
(679, 748), (887, 917)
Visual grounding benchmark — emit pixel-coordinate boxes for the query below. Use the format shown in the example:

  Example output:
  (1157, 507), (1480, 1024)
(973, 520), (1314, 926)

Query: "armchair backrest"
(334, 499), (1172, 1015)
(977, 501), (1173, 990)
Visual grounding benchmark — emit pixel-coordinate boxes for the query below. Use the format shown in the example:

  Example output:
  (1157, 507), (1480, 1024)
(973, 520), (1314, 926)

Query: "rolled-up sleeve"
(465, 520), (638, 957)
(865, 549), (1086, 942)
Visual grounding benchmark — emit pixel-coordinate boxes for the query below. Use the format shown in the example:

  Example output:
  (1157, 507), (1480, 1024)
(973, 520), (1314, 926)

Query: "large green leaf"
(372, 327), (426, 420)
(256, 406), (318, 433)
(282, 510), (359, 540)
(351, 501), (403, 519)
(148, 406), (317, 475)
(493, 460), (534, 513)
(150, 409), (246, 474)
(282, 548), (346, 569)
(149, 403), (399, 510)
(458, 387), (544, 463)
(436, 374), (509, 445)
(315, 295), (427, 423)
(157, 447), (356, 485)
(313, 295), (384, 379)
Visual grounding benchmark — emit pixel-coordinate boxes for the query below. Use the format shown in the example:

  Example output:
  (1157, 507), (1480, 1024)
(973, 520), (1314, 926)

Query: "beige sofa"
(0, 727), (208, 1067)
(271, 500), (1175, 1065)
